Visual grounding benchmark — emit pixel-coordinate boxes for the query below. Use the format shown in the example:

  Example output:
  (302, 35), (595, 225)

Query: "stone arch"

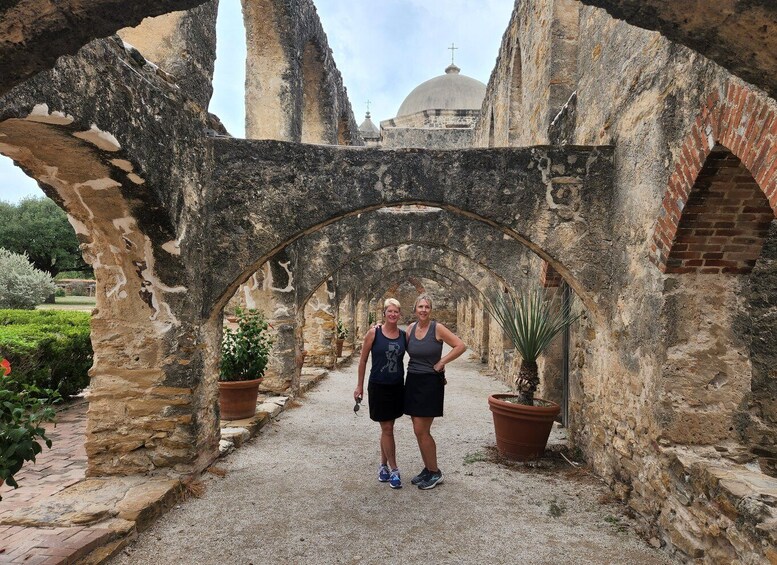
(652, 84), (777, 465)
(385, 276), (425, 297)
(293, 218), (531, 309)
(206, 142), (615, 323)
(0, 38), (219, 476)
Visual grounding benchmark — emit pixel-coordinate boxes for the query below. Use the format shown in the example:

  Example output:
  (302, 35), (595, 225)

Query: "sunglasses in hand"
(353, 395), (362, 414)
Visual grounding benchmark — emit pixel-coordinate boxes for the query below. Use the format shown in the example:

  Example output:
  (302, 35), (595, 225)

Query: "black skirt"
(404, 371), (445, 417)
(367, 381), (405, 422)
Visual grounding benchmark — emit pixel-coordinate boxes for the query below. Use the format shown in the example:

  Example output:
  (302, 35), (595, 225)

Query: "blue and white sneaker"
(418, 469), (443, 490)
(378, 464), (391, 482)
(389, 468), (402, 489)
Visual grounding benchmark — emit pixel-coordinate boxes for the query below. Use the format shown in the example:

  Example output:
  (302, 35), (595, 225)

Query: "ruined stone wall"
(117, 1), (218, 111)
(380, 127), (474, 149)
(475, 0), (579, 147)
(475, 1), (777, 560)
(242, 0), (361, 144)
(381, 109), (479, 129)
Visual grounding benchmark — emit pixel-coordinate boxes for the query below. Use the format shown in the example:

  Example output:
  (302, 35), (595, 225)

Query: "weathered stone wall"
(117, 1), (218, 111)
(474, 1), (777, 561)
(380, 127), (474, 149)
(475, 0), (578, 148)
(242, 0), (361, 145)
(381, 109), (479, 129)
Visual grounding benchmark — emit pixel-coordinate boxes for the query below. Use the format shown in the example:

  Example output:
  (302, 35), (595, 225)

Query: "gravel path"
(111, 351), (676, 565)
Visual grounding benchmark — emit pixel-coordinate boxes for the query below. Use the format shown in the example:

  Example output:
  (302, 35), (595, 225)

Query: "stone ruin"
(0, 0), (776, 562)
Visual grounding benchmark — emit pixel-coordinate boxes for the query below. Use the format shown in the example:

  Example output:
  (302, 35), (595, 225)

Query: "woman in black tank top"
(355, 298), (406, 489)
(404, 293), (466, 490)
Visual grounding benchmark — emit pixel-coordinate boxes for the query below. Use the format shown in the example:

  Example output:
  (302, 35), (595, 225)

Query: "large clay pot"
(488, 394), (560, 460)
(218, 378), (263, 420)
(335, 338), (344, 357)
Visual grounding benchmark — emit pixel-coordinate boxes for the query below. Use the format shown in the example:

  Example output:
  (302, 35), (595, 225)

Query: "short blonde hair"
(383, 298), (401, 311)
(414, 294), (433, 310)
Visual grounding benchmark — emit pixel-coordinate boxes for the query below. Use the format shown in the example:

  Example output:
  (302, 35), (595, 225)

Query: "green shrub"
(54, 287), (66, 297)
(0, 248), (56, 309)
(0, 357), (61, 499)
(220, 308), (273, 382)
(0, 310), (92, 397)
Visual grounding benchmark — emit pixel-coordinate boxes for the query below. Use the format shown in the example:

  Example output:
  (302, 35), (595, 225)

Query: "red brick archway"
(652, 81), (777, 272)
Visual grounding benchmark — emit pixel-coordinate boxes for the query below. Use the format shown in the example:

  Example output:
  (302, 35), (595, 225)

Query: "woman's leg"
(411, 416), (437, 471)
(380, 419), (397, 469)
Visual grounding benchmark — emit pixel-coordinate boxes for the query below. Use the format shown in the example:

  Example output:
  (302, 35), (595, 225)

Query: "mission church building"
(359, 59), (487, 149)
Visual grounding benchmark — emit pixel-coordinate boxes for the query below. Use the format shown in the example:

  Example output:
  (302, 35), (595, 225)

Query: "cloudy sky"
(1, 0), (514, 203)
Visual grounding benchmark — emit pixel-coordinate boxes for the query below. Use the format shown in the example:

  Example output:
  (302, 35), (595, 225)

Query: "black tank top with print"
(369, 326), (406, 385)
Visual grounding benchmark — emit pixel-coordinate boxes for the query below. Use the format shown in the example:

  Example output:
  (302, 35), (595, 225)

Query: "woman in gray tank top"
(404, 293), (466, 490)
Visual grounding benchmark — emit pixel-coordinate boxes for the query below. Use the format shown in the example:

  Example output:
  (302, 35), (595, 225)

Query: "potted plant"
(219, 308), (273, 420)
(335, 319), (348, 357)
(0, 358), (61, 498)
(485, 287), (579, 459)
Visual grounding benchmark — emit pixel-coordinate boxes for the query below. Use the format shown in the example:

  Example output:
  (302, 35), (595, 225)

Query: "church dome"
(396, 64), (486, 117)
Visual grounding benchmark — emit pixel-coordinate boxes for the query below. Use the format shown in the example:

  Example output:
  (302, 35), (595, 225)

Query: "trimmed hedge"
(0, 310), (92, 397)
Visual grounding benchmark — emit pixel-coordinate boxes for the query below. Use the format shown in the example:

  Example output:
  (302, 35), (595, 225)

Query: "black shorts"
(367, 381), (404, 422)
(404, 371), (445, 418)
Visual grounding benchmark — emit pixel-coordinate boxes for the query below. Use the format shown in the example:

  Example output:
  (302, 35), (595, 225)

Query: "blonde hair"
(383, 298), (401, 312)
(414, 294), (433, 310)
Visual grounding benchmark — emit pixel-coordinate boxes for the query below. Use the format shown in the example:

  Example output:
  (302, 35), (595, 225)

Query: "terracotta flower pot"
(488, 394), (560, 460)
(218, 378), (263, 420)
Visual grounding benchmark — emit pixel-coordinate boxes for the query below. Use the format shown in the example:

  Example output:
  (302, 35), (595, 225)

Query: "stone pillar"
(346, 293), (357, 350)
(303, 278), (337, 368)
(82, 221), (219, 476)
(231, 252), (298, 392)
(242, 0), (299, 141)
(354, 296), (367, 349)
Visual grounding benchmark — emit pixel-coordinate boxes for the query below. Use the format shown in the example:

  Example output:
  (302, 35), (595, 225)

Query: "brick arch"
(652, 82), (777, 272)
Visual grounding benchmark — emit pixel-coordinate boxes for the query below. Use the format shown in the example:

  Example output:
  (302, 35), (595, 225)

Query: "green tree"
(0, 197), (89, 276)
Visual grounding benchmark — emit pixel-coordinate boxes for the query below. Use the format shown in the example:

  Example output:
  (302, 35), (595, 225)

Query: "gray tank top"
(407, 320), (443, 374)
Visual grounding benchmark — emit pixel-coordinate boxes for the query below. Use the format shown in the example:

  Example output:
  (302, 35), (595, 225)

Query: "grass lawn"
(37, 296), (96, 311)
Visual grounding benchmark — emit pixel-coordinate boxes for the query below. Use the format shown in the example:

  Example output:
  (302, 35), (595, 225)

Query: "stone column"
(346, 293), (356, 350)
(303, 278), (337, 368)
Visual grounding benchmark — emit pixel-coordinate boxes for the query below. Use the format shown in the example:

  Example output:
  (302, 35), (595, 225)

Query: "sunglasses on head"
(354, 395), (362, 414)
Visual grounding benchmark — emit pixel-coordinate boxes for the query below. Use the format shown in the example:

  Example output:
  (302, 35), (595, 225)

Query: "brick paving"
(0, 401), (94, 564)
(0, 400), (88, 520)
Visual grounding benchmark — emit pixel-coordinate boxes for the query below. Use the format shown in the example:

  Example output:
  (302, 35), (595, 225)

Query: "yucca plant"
(485, 287), (580, 406)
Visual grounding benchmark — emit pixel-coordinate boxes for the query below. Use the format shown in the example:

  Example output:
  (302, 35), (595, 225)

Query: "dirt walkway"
(111, 352), (676, 565)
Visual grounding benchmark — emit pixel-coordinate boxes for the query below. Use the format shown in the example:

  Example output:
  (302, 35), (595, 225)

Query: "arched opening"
(659, 143), (777, 474)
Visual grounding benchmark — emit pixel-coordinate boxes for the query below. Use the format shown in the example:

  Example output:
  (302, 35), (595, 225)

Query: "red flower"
(1, 358), (10, 376)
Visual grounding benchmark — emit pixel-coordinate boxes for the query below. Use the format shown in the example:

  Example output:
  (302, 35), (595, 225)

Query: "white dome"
(396, 65), (486, 117)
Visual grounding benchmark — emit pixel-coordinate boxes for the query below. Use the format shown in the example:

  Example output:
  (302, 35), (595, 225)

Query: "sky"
(0, 0), (514, 203)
